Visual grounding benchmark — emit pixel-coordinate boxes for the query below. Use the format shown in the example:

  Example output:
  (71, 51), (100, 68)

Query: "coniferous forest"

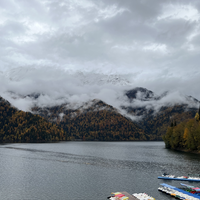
(163, 109), (200, 152)
(0, 97), (147, 142)
(0, 95), (199, 144)
(0, 97), (66, 142)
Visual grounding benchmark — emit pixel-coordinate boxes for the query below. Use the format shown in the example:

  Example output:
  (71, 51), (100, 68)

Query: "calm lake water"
(0, 141), (200, 200)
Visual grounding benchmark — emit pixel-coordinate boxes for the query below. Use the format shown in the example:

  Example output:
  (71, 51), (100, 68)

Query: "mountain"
(29, 88), (199, 141)
(0, 96), (66, 143)
(0, 67), (199, 141)
(125, 87), (156, 101)
(122, 87), (198, 138)
(32, 99), (147, 141)
(0, 87), (198, 141)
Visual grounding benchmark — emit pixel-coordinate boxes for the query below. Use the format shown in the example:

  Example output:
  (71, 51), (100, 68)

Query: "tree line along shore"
(1, 94), (199, 148)
(163, 109), (200, 153)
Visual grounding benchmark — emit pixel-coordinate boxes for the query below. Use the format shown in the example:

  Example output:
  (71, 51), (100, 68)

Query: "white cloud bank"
(0, 67), (198, 121)
(0, 0), (200, 114)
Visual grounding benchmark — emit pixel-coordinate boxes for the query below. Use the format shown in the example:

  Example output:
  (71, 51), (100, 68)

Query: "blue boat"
(158, 176), (200, 182)
(158, 173), (200, 182)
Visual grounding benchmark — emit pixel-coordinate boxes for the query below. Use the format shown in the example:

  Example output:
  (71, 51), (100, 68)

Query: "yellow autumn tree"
(195, 113), (199, 121)
(183, 127), (189, 147)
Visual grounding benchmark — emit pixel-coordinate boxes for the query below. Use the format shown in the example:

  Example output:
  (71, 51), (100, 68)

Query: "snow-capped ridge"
(0, 66), (199, 118)
(2, 66), (132, 86)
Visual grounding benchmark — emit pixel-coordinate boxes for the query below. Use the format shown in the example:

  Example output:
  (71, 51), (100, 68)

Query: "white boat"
(107, 191), (155, 200)
(132, 193), (155, 200)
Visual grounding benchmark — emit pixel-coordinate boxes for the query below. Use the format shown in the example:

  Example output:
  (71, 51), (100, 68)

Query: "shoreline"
(168, 148), (200, 154)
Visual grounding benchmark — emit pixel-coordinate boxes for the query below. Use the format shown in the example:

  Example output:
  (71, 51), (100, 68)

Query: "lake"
(0, 141), (200, 200)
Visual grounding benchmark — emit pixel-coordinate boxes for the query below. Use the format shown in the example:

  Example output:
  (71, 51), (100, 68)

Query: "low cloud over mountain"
(0, 67), (198, 122)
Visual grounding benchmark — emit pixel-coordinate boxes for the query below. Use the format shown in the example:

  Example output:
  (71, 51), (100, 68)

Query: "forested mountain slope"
(122, 88), (198, 139)
(32, 100), (147, 141)
(135, 105), (197, 139)
(0, 96), (66, 142)
(0, 86), (199, 142)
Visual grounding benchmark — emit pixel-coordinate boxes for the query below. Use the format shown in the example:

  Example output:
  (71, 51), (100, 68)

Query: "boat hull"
(158, 176), (200, 182)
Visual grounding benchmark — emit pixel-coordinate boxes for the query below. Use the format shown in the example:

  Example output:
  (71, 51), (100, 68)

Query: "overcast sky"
(0, 0), (200, 111)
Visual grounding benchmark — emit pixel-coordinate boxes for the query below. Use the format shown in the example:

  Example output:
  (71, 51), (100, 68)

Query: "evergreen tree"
(174, 120), (177, 126)
(198, 106), (200, 116)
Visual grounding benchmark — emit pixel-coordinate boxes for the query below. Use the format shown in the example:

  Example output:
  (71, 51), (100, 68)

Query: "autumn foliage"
(1, 95), (198, 143)
(32, 100), (147, 141)
(0, 97), (66, 143)
(163, 109), (200, 152)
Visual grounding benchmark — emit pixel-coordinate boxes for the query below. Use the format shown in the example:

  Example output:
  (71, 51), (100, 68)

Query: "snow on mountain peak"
(2, 66), (132, 86)
(0, 67), (199, 116)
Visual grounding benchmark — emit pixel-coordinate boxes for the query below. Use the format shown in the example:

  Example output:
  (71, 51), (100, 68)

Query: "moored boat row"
(107, 172), (200, 199)
(158, 183), (200, 200)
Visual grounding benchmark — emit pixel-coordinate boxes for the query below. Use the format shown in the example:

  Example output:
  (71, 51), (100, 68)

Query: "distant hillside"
(29, 87), (199, 141)
(122, 87), (198, 139)
(32, 100), (147, 141)
(32, 102), (197, 141)
(0, 96), (66, 143)
(1, 85), (199, 142)
(125, 104), (197, 139)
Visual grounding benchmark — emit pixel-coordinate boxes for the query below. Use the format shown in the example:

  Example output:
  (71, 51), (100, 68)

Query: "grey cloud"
(0, 0), (200, 112)
(97, 11), (157, 42)
(101, 0), (163, 21)
(0, 20), (27, 37)
(0, 67), (198, 119)
(0, 0), (16, 11)
(155, 19), (197, 47)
